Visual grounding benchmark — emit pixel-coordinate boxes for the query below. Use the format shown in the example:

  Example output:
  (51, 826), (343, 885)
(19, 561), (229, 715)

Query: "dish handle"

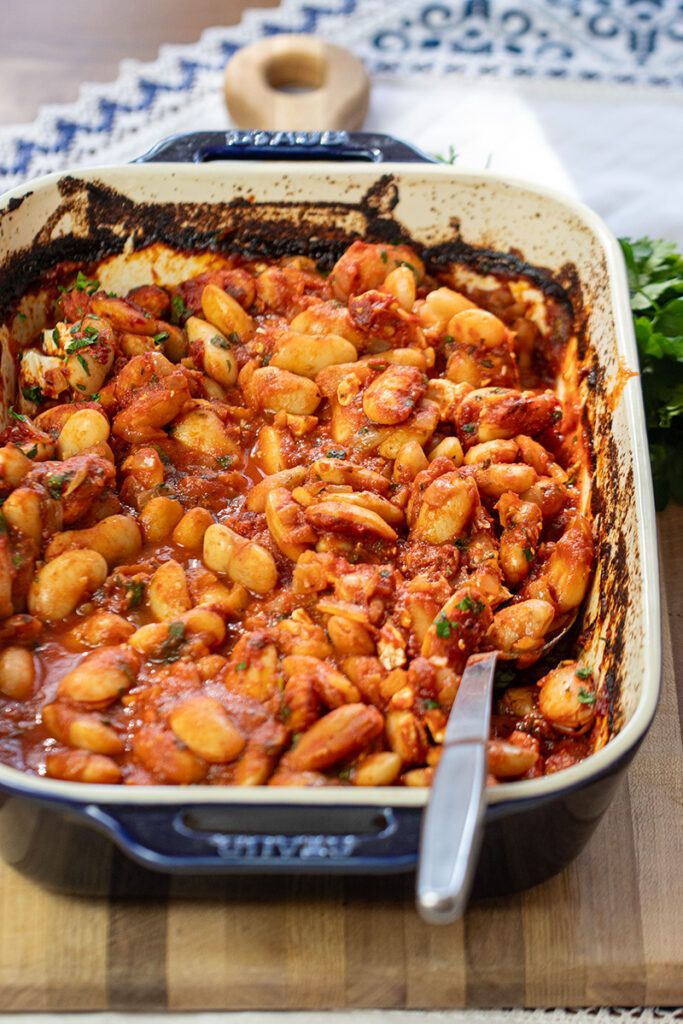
(76, 801), (421, 874)
(135, 130), (435, 165)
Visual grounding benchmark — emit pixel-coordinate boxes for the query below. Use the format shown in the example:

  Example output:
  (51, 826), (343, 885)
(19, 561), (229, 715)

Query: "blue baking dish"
(0, 131), (660, 897)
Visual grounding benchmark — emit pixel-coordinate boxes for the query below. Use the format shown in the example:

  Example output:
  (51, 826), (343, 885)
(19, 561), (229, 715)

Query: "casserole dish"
(0, 131), (660, 898)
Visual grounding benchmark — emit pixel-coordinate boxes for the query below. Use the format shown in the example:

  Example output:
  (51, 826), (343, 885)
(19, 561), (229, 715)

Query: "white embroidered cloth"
(0, 0), (681, 244)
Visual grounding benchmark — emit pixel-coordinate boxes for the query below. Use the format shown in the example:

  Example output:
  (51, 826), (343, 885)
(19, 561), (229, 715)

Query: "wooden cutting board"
(0, 510), (681, 1012)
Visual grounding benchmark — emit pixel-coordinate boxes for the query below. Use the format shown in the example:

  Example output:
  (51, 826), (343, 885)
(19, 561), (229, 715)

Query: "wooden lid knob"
(224, 34), (370, 131)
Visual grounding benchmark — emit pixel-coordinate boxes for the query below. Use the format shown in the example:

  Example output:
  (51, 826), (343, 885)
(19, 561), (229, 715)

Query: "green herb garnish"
(435, 613), (458, 638)
(326, 449), (346, 459)
(522, 546), (534, 562)
(461, 422), (476, 435)
(47, 474), (66, 499)
(434, 144), (458, 165)
(210, 335), (229, 350)
(235, 661), (247, 671)
(75, 270), (100, 294)
(161, 620), (186, 662)
(423, 698), (441, 710)
(578, 688), (596, 705)
(216, 455), (233, 469)
(576, 666), (593, 680)
(8, 407), (27, 422)
(126, 580), (145, 609)
(25, 444), (38, 459)
(620, 237), (683, 508)
(455, 594), (485, 614)
(21, 385), (42, 404)
(170, 294), (188, 325)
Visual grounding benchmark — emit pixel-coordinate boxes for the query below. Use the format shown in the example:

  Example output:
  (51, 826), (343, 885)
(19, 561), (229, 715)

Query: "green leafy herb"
(551, 409), (563, 423)
(461, 422), (477, 435)
(11, 552), (24, 568)
(216, 455), (233, 469)
(454, 537), (469, 550)
(229, 331), (240, 344)
(153, 331), (169, 346)
(52, 327), (60, 345)
(161, 621), (186, 662)
(522, 546), (534, 563)
(8, 407), (27, 422)
(434, 144), (458, 165)
(21, 385), (43, 404)
(578, 688), (596, 705)
(17, 312), (27, 322)
(619, 236), (683, 509)
(66, 335), (98, 355)
(456, 593), (485, 614)
(326, 449), (347, 459)
(576, 666), (593, 680)
(170, 294), (188, 325)
(25, 444), (38, 459)
(76, 353), (90, 375)
(236, 661), (247, 671)
(126, 580), (145, 609)
(422, 698), (441, 710)
(380, 250), (388, 264)
(76, 384), (87, 391)
(47, 474), (66, 499)
(75, 270), (100, 294)
(210, 335), (229, 350)
(435, 613), (458, 638)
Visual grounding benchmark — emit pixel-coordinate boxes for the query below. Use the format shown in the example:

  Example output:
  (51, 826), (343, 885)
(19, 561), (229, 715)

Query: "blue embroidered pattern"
(0, 0), (681, 189)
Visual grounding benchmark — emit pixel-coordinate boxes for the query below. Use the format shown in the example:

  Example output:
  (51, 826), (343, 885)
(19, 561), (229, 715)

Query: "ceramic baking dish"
(0, 131), (660, 898)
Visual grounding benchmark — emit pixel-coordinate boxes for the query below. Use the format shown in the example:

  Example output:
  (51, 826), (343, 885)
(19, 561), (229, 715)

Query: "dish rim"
(0, 160), (661, 810)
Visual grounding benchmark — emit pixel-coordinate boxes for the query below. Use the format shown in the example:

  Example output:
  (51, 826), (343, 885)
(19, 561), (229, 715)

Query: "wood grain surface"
(0, 508), (679, 1011)
(0, 0), (277, 125)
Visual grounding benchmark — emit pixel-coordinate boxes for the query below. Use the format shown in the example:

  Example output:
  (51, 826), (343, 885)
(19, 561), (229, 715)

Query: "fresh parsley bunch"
(620, 237), (683, 510)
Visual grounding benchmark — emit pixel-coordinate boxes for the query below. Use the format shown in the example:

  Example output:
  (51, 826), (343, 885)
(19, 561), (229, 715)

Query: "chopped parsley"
(326, 449), (347, 459)
(578, 688), (596, 705)
(435, 613), (458, 638)
(456, 594), (485, 614)
(235, 661), (247, 671)
(76, 353), (90, 376)
(229, 331), (240, 344)
(380, 250), (388, 264)
(522, 546), (534, 562)
(21, 385), (43, 404)
(74, 271), (100, 294)
(11, 552), (24, 569)
(461, 422), (477, 435)
(16, 312), (27, 322)
(422, 698), (441, 710)
(551, 409), (563, 423)
(126, 580), (145, 609)
(66, 335), (98, 355)
(210, 335), (230, 350)
(216, 455), (233, 469)
(91, 392), (101, 402)
(52, 327), (60, 345)
(8, 407), (27, 422)
(47, 474), (66, 499)
(170, 294), (188, 325)
(160, 621), (186, 662)
(25, 444), (38, 459)
(576, 666), (593, 680)
(153, 331), (169, 346)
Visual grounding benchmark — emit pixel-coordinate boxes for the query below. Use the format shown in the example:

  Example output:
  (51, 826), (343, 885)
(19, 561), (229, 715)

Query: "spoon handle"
(416, 651), (498, 924)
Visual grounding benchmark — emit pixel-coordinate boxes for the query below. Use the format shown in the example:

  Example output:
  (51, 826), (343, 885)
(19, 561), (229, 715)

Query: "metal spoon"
(416, 620), (576, 924)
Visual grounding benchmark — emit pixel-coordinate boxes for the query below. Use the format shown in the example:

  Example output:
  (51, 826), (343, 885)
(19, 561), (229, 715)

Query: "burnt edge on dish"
(0, 172), (627, 742)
